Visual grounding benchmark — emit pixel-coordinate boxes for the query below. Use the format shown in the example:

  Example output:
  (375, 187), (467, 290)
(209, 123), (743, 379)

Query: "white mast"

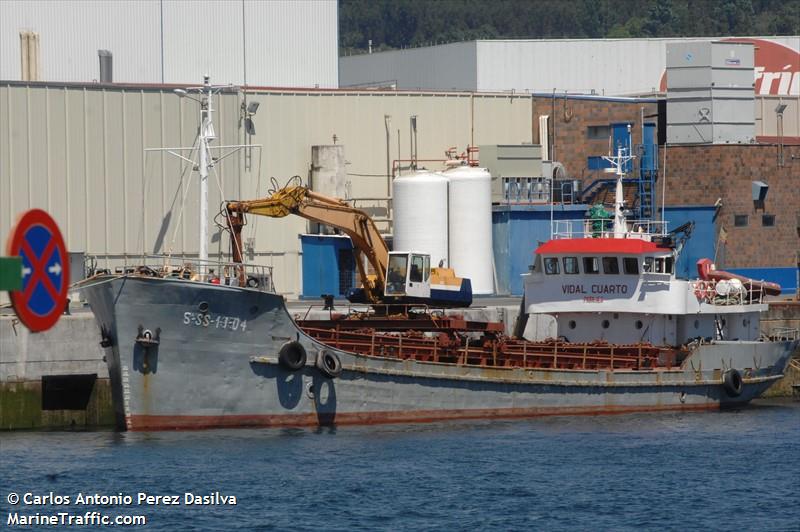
(601, 124), (635, 237)
(198, 75), (216, 275)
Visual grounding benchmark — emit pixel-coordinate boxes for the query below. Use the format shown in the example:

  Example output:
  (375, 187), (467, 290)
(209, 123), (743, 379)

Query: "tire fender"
(316, 349), (342, 378)
(278, 341), (307, 371)
(722, 368), (743, 397)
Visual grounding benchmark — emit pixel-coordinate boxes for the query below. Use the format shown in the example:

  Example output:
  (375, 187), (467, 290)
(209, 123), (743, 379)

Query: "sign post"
(5, 209), (69, 332)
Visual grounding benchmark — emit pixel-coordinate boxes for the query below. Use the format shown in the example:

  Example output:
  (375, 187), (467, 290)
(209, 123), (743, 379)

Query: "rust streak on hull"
(129, 403), (719, 431)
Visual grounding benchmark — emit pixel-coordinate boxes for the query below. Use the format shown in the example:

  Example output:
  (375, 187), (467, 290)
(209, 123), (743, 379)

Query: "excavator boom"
(226, 185), (389, 302)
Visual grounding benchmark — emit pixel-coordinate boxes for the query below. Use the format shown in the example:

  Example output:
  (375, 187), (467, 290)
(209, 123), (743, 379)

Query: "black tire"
(316, 349), (342, 378)
(722, 369), (743, 397)
(278, 341), (307, 371)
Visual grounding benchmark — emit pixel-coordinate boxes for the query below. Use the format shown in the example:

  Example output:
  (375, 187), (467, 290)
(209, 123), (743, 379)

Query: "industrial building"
(1, 0), (338, 87)
(1, 5), (798, 301)
(340, 36), (799, 97)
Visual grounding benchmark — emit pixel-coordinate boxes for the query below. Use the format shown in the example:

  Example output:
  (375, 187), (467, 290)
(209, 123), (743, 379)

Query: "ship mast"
(602, 124), (635, 237)
(198, 75), (216, 273)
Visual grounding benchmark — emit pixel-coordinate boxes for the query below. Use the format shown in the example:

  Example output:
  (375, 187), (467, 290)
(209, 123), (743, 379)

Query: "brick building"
(525, 94), (799, 292)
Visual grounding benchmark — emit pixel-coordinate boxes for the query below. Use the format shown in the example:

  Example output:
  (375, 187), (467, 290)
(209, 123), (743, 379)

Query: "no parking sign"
(5, 209), (69, 332)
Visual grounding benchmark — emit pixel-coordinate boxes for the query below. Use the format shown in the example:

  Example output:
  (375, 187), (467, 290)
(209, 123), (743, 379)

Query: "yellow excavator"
(225, 185), (472, 307)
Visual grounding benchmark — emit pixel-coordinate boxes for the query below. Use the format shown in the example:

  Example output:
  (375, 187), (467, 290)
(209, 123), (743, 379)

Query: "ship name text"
(562, 284), (629, 295)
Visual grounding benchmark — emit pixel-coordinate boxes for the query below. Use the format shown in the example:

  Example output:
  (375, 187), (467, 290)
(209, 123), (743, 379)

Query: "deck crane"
(225, 185), (472, 307)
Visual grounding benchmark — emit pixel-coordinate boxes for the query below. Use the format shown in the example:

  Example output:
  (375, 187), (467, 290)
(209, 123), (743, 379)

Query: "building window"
(602, 257), (619, 274)
(623, 257), (638, 275)
(563, 257), (579, 274)
(762, 214), (775, 227)
(734, 214), (748, 227)
(583, 257), (600, 274)
(587, 125), (611, 140)
(544, 257), (560, 274)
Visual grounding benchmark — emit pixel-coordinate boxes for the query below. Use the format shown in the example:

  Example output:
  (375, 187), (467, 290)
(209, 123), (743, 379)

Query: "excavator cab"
(385, 252), (431, 299)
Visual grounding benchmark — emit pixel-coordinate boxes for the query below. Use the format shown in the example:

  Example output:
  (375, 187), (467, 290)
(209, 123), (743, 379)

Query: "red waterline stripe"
(128, 403), (718, 431)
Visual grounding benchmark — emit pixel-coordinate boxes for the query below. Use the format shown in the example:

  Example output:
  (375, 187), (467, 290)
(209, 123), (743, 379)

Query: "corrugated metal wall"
(0, 0), (337, 87)
(1, 83), (534, 297)
(340, 37), (798, 97)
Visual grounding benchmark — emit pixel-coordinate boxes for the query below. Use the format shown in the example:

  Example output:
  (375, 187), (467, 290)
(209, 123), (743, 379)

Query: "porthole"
(635, 320), (643, 330)
(694, 319), (699, 329)
(613, 313), (619, 319)
(742, 319), (749, 327)
(568, 320), (576, 330)
(602, 320), (610, 329)
(198, 301), (209, 313)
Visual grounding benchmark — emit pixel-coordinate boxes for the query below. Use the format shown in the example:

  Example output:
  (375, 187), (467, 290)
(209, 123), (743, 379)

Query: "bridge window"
(563, 257), (579, 274)
(602, 257), (619, 274)
(665, 257), (674, 274)
(544, 257), (560, 274)
(583, 257), (600, 274)
(654, 258), (665, 273)
(643, 257), (654, 273)
(623, 257), (638, 274)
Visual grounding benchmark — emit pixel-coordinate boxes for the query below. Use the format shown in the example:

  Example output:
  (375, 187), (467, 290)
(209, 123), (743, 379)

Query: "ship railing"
(552, 218), (669, 240)
(768, 327), (799, 342)
(95, 254), (275, 293)
(689, 278), (767, 306)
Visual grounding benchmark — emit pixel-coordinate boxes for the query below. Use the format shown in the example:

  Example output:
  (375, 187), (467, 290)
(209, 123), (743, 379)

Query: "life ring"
(722, 369), (743, 397)
(246, 276), (260, 289)
(278, 341), (307, 371)
(316, 349), (342, 378)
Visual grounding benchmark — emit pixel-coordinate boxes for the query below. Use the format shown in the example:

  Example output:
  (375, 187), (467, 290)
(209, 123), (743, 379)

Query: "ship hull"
(82, 276), (797, 431)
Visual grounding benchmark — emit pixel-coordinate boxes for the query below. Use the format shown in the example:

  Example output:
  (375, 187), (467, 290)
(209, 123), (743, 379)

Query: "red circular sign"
(5, 209), (69, 332)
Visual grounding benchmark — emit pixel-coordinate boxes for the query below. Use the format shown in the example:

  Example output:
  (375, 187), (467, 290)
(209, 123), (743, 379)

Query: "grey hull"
(81, 276), (798, 431)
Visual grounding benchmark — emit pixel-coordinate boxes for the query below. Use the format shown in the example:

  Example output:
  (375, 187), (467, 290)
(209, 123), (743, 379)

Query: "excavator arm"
(226, 185), (389, 303)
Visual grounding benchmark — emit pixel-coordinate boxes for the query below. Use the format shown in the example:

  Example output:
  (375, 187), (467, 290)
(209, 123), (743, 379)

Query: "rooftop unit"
(666, 41), (756, 145)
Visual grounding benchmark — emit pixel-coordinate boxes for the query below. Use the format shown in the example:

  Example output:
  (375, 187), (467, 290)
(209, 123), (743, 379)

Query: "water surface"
(2, 400), (798, 531)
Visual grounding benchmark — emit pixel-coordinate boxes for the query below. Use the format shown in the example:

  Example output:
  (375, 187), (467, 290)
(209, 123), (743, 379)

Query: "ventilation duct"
(19, 31), (40, 81)
(98, 49), (113, 82)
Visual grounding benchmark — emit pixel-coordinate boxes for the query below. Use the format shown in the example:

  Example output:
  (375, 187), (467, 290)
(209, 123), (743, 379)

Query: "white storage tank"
(392, 170), (449, 267)
(444, 165), (493, 294)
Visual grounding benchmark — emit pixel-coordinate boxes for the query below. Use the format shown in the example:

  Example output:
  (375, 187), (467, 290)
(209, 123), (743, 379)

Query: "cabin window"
(602, 257), (619, 274)
(410, 255), (425, 283)
(623, 257), (638, 274)
(544, 257), (560, 275)
(563, 257), (579, 274)
(583, 257), (600, 274)
(665, 257), (674, 274)
(654, 258), (665, 273)
(643, 257), (654, 273)
(423, 255), (430, 281)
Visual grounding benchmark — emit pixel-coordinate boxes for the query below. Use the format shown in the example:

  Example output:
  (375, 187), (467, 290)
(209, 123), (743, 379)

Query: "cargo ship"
(78, 82), (797, 431)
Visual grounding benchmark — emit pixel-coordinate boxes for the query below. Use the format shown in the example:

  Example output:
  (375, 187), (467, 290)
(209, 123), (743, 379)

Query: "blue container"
(299, 234), (356, 298)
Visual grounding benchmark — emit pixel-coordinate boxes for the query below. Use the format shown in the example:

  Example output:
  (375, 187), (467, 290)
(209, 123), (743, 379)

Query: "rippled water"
(2, 400), (799, 531)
